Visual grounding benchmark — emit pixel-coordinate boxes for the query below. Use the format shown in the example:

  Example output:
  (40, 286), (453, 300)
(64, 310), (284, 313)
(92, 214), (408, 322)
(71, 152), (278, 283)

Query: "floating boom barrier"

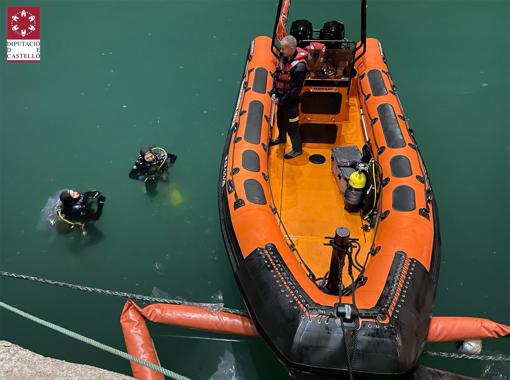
(120, 300), (510, 380)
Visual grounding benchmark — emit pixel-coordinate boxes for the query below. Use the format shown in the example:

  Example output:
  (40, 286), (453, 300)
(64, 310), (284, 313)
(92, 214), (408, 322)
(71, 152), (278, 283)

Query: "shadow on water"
(64, 224), (105, 252)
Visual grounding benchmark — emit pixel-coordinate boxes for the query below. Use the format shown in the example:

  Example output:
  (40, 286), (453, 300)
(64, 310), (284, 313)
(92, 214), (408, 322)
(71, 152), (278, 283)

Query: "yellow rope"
(57, 209), (86, 231)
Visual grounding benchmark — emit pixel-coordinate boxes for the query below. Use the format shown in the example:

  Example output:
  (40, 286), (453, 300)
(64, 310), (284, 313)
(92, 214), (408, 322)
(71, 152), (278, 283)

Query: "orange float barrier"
(121, 301), (162, 380)
(427, 316), (510, 343)
(120, 300), (258, 380)
(120, 300), (509, 379)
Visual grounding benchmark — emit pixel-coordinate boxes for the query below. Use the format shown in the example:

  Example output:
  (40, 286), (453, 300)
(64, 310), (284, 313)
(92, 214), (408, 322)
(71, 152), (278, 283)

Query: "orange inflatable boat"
(219, 0), (441, 378)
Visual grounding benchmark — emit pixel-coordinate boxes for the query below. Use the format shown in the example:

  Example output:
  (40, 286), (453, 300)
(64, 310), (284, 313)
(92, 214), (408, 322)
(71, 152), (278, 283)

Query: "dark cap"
(140, 147), (153, 157)
(59, 190), (77, 205)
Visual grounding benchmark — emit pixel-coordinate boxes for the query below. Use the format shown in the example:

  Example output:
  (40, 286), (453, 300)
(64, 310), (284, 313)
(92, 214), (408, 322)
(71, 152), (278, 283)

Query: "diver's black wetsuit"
(129, 149), (177, 194)
(129, 153), (168, 182)
(60, 191), (105, 223)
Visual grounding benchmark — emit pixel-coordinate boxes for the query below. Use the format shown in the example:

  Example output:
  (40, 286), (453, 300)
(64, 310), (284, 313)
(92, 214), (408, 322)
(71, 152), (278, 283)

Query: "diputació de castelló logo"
(7, 7), (41, 62)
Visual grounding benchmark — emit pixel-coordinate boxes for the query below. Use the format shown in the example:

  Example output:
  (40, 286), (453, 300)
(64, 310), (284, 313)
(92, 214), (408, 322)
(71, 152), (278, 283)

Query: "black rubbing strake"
(242, 150), (260, 172)
(367, 69), (388, 96)
(253, 68), (268, 94)
(392, 185), (416, 211)
(244, 179), (267, 205)
(245, 101), (263, 144)
(390, 155), (412, 177)
(377, 103), (406, 148)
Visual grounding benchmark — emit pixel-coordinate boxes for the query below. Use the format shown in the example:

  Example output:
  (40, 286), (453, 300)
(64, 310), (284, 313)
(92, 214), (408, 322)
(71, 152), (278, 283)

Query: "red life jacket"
(274, 47), (308, 95)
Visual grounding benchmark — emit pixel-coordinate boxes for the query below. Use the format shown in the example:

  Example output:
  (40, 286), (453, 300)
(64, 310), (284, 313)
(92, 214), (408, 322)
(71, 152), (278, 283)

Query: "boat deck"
(268, 97), (374, 283)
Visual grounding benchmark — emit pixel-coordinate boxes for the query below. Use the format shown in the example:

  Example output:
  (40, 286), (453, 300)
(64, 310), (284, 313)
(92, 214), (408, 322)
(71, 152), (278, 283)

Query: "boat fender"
(456, 340), (482, 355)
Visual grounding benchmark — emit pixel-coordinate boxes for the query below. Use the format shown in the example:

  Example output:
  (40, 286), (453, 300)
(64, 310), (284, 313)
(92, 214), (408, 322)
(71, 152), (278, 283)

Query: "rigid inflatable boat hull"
(219, 36), (441, 379)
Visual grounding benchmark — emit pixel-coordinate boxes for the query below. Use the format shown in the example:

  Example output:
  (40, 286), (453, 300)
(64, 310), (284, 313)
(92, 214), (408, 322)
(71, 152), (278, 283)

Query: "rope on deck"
(0, 270), (248, 316)
(423, 350), (510, 362)
(0, 300), (191, 380)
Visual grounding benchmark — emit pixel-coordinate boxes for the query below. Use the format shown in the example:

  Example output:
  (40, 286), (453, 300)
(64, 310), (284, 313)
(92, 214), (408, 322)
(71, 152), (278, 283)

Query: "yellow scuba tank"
(348, 171), (367, 189)
(344, 170), (367, 212)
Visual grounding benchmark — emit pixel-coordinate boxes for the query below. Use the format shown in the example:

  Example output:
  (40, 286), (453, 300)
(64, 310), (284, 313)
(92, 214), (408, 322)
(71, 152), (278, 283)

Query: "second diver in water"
(57, 189), (106, 233)
(129, 146), (177, 195)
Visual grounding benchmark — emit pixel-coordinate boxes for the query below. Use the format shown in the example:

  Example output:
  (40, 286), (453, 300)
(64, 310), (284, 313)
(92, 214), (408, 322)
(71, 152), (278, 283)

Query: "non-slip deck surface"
(268, 97), (374, 282)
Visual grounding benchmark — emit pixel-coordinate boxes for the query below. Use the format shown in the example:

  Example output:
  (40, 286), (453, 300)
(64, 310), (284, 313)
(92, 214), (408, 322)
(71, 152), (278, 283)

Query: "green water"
(0, 0), (508, 379)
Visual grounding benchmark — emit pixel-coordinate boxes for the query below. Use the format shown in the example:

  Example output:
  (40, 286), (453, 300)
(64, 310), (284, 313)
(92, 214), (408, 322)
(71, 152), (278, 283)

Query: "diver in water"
(129, 146), (177, 195)
(58, 189), (106, 231)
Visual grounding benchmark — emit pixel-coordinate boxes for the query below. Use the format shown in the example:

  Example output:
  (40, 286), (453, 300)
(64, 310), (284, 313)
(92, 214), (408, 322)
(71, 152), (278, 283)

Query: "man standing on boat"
(270, 35), (308, 159)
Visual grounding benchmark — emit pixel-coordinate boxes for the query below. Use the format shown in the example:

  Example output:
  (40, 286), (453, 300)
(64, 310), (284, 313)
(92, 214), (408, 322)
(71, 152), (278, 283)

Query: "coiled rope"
(0, 300), (191, 380)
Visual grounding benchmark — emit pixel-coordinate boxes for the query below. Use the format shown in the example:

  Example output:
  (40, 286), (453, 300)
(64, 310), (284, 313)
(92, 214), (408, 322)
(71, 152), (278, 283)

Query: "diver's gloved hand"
(168, 153), (178, 164)
(98, 195), (106, 203)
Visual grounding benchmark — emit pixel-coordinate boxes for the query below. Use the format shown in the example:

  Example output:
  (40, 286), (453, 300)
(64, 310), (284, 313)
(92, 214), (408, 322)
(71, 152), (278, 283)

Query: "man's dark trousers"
(276, 103), (302, 152)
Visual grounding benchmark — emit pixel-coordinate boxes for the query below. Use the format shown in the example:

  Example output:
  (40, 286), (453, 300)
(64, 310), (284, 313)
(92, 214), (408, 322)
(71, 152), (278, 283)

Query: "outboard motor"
(319, 20), (345, 41)
(290, 19), (313, 47)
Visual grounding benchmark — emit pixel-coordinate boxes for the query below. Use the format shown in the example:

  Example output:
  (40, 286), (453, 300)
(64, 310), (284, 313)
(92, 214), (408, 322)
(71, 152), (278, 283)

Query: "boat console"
(289, 20), (356, 144)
